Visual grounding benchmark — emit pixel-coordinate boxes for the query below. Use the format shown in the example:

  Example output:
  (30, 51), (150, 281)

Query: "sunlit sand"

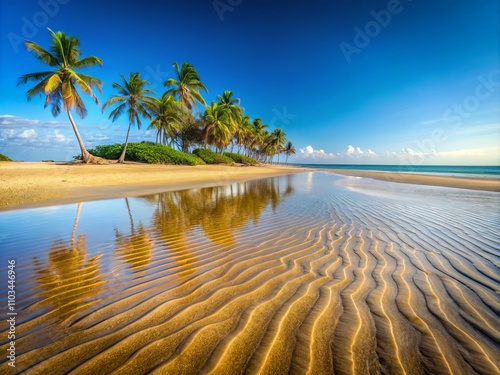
(0, 172), (498, 374)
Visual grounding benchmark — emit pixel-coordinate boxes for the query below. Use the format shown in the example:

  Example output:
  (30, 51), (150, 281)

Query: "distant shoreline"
(293, 163), (500, 177)
(323, 169), (500, 192)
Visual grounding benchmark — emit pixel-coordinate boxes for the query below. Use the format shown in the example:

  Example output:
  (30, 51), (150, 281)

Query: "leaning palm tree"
(284, 141), (296, 164)
(149, 93), (182, 146)
(249, 119), (268, 160)
(164, 62), (207, 111)
(233, 115), (251, 153)
(18, 29), (102, 163)
(217, 90), (242, 123)
(103, 72), (156, 163)
(271, 128), (286, 164)
(203, 101), (234, 152)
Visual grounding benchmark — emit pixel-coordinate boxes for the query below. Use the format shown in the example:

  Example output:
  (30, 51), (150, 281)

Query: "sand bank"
(0, 162), (309, 210)
(325, 169), (500, 192)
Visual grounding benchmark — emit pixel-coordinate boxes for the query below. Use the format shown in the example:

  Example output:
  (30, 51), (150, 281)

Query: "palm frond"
(191, 91), (206, 106)
(25, 76), (53, 100)
(72, 56), (102, 69)
(76, 73), (103, 93)
(47, 90), (62, 117)
(18, 71), (53, 86)
(73, 88), (87, 118)
(69, 71), (101, 105)
(103, 95), (127, 110)
(24, 41), (59, 66)
(44, 74), (62, 94)
(108, 103), (127, 121)
(164, 78), (179, 87)
(48, 29), (68, 67)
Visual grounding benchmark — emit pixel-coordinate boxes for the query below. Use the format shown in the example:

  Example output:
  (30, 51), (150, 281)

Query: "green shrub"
(0, 153), (12, 161)
(88, 142), (205, 165)
(89, 143), (123, 160)
(192, 148), (234, 164)
(223, 152), (258, 165)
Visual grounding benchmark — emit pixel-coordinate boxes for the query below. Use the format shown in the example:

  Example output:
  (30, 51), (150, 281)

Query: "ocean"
(292, 164), (500, 178)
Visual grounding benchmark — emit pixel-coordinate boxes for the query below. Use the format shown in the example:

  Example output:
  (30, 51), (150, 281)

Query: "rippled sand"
(0, 172), (499, 374)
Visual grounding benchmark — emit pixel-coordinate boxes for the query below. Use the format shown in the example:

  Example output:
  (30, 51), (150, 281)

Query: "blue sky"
(0, 0), (499, 164)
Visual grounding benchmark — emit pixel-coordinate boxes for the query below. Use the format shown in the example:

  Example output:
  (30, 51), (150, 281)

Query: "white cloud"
(18, 129), (38, 139)
(0, 129), (16, 140)
(295, 144), (438, 163)
(0, 115), (40, 127)
(345, 145), (374, 157)
(299, 145), (336, 159)
(36, 130), (78, 146)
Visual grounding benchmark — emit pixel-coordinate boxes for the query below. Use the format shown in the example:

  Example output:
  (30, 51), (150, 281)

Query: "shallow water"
(0, 172), (499, 374)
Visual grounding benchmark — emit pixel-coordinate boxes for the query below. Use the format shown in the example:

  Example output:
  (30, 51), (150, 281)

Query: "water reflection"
(114, 198), (153, 272)
(145, 176), (295, 249)
(33, 203), (105, 321)
(29, 176), (294, 324)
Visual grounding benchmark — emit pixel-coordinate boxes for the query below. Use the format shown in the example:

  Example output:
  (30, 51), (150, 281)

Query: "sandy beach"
(1, 162), (499, 211)
(0, 162), (309, 210)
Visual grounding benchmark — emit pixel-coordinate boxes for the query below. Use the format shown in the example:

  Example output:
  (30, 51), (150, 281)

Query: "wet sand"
(0, 162), (308, 210)
(326, 169), (500, 192)
(0, 172), (498, 374)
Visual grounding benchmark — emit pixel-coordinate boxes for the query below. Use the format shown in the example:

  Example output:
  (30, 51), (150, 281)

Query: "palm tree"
(149, 93), (182, 146)
(217, 90), (242, 123)
(284, 141), (296, 164)
(175, 112), (204, 153)
(164, 62), (207, 111)
(271, 128), (286, 164)
(18, 29), (102, 163)
(203, 101), (234, 152)
(233, 114), (251, 153)
(249, 118), (268, 160)
(103, 72), (156, 163)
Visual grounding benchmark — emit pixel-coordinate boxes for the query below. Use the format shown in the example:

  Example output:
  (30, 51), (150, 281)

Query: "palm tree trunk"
(71, 202), (82, 248)
(118, 123), (132, 163)
(125, 197), (134, 232)
(67, 109), (94, 163)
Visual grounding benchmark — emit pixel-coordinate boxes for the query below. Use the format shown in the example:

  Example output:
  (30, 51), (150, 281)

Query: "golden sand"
(0, 161), (308, 210)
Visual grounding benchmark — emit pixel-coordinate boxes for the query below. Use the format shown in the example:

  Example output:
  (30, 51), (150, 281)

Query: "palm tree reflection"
(114, 198), (154, 271)
(147, 176), (295, 250)
(34, 203), (104, 321)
